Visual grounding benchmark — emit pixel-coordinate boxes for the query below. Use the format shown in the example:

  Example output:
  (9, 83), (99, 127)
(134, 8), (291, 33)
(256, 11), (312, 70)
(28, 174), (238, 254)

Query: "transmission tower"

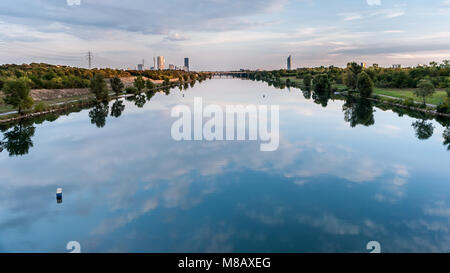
(86, 51), (93, 69)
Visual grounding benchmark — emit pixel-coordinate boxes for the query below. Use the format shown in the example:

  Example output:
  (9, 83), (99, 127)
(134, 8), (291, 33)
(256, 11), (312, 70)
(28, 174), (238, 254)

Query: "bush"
(125, 86), (138, 94)
(437, 102), (450, 114)
(404, 98), (415, 107)
(34, 102), (49, 112)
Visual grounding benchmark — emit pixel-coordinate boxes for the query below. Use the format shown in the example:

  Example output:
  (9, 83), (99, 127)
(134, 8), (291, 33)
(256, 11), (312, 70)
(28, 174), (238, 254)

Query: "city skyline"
(0, 0), (449, 70)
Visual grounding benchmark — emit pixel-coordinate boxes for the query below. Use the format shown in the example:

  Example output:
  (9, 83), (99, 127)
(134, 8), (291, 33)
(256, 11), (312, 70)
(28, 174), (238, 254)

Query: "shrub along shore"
(0, 63), (212, 123)
(235, 61), (450, 118)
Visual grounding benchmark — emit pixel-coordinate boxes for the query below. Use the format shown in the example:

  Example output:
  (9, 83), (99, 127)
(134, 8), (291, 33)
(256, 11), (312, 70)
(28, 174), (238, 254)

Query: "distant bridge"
(209, 71), (253, 77)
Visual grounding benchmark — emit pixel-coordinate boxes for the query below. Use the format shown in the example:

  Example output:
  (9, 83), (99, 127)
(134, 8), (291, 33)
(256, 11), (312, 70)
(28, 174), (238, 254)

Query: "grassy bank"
(373, 88), (447, 105)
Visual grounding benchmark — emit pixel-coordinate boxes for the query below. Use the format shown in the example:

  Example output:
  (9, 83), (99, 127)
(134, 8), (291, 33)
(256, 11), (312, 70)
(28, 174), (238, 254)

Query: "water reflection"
(342, 98), (375, 127)
(411, 120), (435, 140)
(0, 78), (449, 253)
(110, 100), (125, 118)
(89, 103), (109, 128)
(0, 122), (35, 156)
(444, 127), (450, 150)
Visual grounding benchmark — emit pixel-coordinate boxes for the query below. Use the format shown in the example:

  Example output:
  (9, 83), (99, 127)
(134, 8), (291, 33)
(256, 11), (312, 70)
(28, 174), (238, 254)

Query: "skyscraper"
(157, 56), (165, 70)
(287, 55), (292, 70)
(184, 57), (189, 71)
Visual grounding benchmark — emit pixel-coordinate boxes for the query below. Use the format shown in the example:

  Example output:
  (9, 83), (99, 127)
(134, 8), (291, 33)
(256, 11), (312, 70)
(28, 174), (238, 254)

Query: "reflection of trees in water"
(312, 90), (331, 107)
(0, 122), (35, 156)
(302, 89), (311, 100)
(342, 98), (375, 127)
(163, 87), (171, 96)
(89, 103), (109, 128)
(146, 91), (156, 101)
(110, 100), (125, 118)
(411, 120), (434, 140)
(134, 94), (147, 108)
(443, 127), (450, 150)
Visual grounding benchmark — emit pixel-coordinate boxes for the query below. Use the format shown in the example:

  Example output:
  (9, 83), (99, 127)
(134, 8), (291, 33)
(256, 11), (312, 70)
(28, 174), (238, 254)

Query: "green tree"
(2, 77), (34, 114)
(303, 74), (312, 89)
(414, 79), (435, 106)
(313, 74), (331, 93)
(343, 62), (362, 90)
(110, 77), (124, 96)
(146, 80), (155, 90)
(134, 76), (145, 92)
(90, 74), (109, 101)
(357, 71), (374, 98)
(343, 70), (357, 90)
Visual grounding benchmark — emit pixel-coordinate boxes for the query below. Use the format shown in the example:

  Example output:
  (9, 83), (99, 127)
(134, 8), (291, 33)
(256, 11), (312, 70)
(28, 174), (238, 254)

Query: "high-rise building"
(137, 64), (144, 71)
(287, 55), (292, 70)
(157, 56), (165, 70)
(392, 64), (401, 69)
(184, 57), (189, 71)
(169, 64), (175, 70)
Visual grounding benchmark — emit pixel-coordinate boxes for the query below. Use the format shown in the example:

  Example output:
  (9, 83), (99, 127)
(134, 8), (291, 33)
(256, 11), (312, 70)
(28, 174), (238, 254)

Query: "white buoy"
(56, 188), (63, 203)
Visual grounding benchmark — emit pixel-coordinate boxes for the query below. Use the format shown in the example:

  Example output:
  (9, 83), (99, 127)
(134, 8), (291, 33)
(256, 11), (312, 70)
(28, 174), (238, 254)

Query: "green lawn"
(281, 76), (304, 84)
(373, 88), (447, 105)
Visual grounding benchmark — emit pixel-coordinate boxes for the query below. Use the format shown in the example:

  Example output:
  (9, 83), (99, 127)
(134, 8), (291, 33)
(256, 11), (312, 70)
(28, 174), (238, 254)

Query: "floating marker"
(56, 188), (63, 203)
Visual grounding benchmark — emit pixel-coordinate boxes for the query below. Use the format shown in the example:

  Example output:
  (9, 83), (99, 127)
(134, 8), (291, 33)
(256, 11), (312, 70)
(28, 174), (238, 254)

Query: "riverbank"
(0, 80), (190, 124)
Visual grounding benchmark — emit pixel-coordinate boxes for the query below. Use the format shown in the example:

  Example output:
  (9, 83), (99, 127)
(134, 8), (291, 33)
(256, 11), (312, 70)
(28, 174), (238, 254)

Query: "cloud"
(67, 0), (81, 6)
(0, 0), (287, 34)
(367, 0), (381, 6)
(165, 32), (188, 41)
(338, 13), (363, 21)
(297, 213), (360, 235)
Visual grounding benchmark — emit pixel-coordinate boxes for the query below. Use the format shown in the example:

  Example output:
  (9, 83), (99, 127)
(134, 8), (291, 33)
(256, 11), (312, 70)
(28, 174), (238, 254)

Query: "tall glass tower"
(184, 57), (189, 71)
(287, 55), (292, 70)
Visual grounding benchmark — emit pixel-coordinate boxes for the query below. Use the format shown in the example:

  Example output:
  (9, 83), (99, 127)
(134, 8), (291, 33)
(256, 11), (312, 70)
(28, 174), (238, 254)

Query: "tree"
(414, 79), (435, 106)
(110, 77), (124, 96)
(313, 74), (331, 93)
(146, 80), (155, 90)
(343, 70), (357, 90)
(357, 71), (374, 98)
(2, 77), (34, 114)
(90, 74), (109, 101)
(134, 76), (145, 92)
(303, 74), (312, 89)
(343, 62), (362, 90)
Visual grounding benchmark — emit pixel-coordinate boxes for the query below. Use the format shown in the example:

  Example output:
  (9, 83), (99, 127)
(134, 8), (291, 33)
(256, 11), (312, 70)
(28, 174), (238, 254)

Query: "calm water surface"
(0, 78), (449, 253)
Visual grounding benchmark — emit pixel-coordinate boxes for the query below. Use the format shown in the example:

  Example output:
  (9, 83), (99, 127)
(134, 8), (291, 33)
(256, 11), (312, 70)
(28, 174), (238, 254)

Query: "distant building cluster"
(136, 56), (190, 71)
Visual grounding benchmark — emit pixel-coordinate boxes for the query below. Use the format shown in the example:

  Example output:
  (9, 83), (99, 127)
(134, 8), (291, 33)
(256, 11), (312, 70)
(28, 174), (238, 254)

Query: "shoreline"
(0, 81), (191, 124)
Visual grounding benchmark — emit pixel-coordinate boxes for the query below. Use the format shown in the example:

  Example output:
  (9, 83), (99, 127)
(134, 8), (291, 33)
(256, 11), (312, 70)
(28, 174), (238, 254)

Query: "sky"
(0, 0), (449, 71)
